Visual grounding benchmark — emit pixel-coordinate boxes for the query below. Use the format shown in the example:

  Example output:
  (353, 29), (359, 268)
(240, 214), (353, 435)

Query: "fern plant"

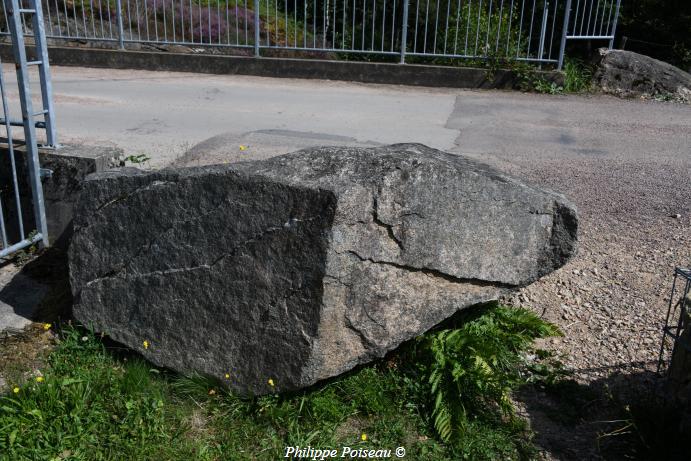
(416, 304), (561, 445)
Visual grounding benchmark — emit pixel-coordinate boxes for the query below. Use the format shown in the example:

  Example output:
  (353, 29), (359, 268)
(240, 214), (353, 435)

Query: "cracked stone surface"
(69, 144), (578, 394)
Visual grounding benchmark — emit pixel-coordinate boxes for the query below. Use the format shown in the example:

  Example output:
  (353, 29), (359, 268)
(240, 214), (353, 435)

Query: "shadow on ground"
(0, 247), (72, 328)
(516, 367), (689, 460)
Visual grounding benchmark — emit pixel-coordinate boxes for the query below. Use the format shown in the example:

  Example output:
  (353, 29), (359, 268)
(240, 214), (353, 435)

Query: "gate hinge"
(40, 168), (53, 179)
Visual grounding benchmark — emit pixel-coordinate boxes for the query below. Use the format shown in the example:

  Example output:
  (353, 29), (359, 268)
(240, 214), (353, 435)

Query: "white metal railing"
(0, 0), (621, 68)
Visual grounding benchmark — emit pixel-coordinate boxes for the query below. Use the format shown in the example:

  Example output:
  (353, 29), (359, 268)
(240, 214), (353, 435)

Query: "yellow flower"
(143, 340), (149, 350)
(268, 378), (275, 387)
(12, 387), (19, 394)
(43, 323), (51, 331)
(224, 373), (230, 379)
(361, 433), (367, 441)
(35, 376), (44, 383)
(239, 145), (247, 151)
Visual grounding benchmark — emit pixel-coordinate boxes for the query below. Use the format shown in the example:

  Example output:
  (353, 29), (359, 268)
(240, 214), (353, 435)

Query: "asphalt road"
(3, 64), (689, 168)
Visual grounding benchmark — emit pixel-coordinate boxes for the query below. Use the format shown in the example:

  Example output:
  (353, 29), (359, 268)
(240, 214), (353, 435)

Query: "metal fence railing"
(557, 0), (620, 67)
(0, 0), (621, 68)
(0, 0), (55, 258)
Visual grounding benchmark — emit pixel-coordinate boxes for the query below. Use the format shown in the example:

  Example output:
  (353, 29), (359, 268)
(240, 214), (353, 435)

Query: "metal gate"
(558, 0), (621, 68)
(0, 0), (56, 258)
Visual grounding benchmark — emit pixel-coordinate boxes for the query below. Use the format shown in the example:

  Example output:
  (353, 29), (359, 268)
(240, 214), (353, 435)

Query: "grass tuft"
(1, 304), (559, 460)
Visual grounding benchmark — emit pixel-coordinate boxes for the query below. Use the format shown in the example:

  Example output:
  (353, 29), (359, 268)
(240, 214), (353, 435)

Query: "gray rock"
(69, 144), (578, 394)
(594, 48), (691, 103)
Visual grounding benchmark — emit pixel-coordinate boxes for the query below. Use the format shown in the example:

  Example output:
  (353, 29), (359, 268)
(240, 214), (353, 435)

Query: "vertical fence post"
(608, 0), (621, 49)
(254, 0), (260, 57)
(557, 0), (572, 70)
(537, 1), (549, 64)
(537, 1), (549, 61)
(31, 0), (57, 147)
(5, 0), (50, 248)
(115, 0), (125, 49)
(400, 0), (409, 64)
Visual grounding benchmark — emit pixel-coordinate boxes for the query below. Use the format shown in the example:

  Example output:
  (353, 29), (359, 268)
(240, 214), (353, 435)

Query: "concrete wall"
(0, 44), (564, 89)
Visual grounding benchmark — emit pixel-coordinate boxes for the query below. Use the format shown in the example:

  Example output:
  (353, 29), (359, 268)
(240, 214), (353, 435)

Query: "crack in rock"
(371, 194), (404, 251)
(344, 250), (516, 289)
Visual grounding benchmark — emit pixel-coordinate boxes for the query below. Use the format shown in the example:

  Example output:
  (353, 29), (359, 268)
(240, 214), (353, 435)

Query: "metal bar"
(61, 0), (69, 36)
(495, 0), (504, 54)
(453, 0), (460, 55)
(537, 0), (548, 62)
(516, 0), (525, 57)
(585, 0), (594, 37)
(486, 0), (493, 56)
(526, 0), (536, 59)
(0, 197), (8, 249)
(433, 0), (440, 53)
(608, 0), (620, 49)
(0, 232), (44, 258)
(413, 0), (419, 53)
(400, 0), (409, 63)
(391, 0), (396, 52)
(474, 0), (482, 56)
(443, 0), (451, 54)
(276, 0), (280, 47)
(0, 63), (26, 240)
(423, 0), (429, 53)
(30, 0), (57, 146)
(304, 0), (308, 49)
(361, 0), (366, 51)
(96, 0), (103, 38)
(604, 0), (614, 38)
(46, 0), (55, 37)
(557, 0), (571, 69)
(590, 0), (600, 36)
(505, 0), (514, 54)
(572, 0), (580, 35)
(370, 0), (375, 51)
(547, 0), (557, 60)
(381, 0), (386, 51)
(254, 0), (260, 55)
(407, 51), (557, 61)
(464, 0), (471, 54)
(565, 34), (614, 39)
(79, 0), (87, 38)
(5, 0), (49, 248)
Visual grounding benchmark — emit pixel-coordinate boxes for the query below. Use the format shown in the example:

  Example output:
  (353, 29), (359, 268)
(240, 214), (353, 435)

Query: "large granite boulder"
(69, 144), (577, 394)
(594, 48), (691, 103)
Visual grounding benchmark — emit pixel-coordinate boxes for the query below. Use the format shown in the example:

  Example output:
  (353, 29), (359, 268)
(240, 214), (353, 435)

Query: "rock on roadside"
(594, 48), (691, 103)
(69, 144), (578, 394)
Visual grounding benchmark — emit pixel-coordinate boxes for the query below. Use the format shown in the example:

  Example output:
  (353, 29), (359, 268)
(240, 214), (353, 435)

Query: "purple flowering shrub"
(137, 0), (263, 44)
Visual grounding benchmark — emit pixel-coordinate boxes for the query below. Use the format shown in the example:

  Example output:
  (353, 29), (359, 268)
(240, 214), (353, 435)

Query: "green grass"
(562, 58), (593, 93)
(0, 304), (559, 460)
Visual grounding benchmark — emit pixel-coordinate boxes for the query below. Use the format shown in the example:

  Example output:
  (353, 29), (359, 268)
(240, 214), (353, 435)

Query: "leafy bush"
(442, 1), (524, 59)
(414, 305), (561, 447)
